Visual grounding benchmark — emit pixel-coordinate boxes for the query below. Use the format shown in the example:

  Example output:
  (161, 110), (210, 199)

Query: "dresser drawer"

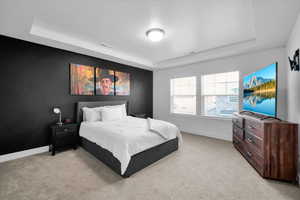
(244, 132), (263, 157)
(244, 144), (264, 175)
(233, 125), (244, 140)
(233, 135), (244, 153)
(245, 119), (264, 138)
(232, 115), (244, 128)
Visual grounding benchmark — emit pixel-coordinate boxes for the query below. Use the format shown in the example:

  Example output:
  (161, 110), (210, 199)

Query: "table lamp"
(53, 107), (63, 126)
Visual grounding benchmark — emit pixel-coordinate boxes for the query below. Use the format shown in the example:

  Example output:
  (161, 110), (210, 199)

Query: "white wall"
(286, 13), (300, 181)
(154, 47), (287, 141)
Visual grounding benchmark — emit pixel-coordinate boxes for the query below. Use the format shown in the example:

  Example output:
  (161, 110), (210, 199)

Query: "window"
(170, 76), (196, 115)
(201, 71), (239, 117)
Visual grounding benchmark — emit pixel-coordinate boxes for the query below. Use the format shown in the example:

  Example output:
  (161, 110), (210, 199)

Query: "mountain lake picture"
(243, 63), (277, 117)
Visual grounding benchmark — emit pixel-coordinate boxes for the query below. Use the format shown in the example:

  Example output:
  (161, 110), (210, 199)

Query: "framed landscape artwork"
(70, 64), (95, 95)
(115, 71), (130, 96)
(95, 68), (115, 96)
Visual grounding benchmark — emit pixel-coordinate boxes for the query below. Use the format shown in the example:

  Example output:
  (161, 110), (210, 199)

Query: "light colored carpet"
(0, 133), (299, 200)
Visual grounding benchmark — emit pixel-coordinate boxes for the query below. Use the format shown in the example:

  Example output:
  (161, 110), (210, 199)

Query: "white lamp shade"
(53, 108), (61, 114)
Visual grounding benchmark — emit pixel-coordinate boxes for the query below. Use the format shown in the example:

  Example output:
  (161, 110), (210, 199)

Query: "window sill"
(169, 113), (233, 121)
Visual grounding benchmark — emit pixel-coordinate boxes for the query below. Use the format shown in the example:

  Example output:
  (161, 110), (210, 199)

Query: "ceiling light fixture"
(146, 28), (165, 42)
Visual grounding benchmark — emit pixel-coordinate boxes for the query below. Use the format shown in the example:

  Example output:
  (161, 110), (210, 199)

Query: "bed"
(76, 101), (179, 177)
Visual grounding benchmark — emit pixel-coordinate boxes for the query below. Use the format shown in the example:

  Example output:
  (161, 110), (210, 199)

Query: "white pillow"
(104, 104), (127, 117)
(101, 106), (124, 121)
(82, 107), (102, 122)
(120, 104), (127, 117)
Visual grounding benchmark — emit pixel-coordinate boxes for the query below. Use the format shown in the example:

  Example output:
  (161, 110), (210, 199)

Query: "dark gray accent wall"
(0, 35), (153, 155)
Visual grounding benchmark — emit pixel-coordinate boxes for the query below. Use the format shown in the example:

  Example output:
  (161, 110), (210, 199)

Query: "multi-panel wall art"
(115, 70), (130, 96)
(70, 64), (95, 95)
(70, 64), (130, 96)
(95, 68), (115, 96)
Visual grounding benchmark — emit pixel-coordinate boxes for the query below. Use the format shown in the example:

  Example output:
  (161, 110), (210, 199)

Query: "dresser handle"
(64, 128), (69, 132)
(246, 151), (252, 157)
(247, 137), (253, 143)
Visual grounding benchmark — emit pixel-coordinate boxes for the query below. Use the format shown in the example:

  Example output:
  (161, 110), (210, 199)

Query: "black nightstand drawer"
(55, 131), (76, 140)
(55, 126), (77, 133)
(56, 130), (76, 137)
(55, 136), (77, 148)
(50, 123), (79, 156)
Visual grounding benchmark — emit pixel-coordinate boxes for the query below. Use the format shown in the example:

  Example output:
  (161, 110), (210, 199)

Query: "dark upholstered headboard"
(76, 100), (128, 123)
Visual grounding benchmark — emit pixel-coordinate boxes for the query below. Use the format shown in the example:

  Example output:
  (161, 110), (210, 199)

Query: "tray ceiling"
(0, 0), (299, 69)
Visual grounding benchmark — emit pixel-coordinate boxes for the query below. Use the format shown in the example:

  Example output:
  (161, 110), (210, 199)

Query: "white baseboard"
(181, 129), (232, 141)
(0, 146), (49, 163)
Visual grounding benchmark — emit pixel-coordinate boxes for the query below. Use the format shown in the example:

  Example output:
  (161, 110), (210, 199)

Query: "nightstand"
(50, 123), (79, 156)
(131, 113), (147, 118)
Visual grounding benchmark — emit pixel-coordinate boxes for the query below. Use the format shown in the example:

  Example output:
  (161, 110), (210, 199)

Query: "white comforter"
(79, 116), (181, 175)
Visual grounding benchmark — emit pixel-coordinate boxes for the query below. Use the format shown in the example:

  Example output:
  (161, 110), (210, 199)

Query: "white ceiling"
(0, 0), (299, 70)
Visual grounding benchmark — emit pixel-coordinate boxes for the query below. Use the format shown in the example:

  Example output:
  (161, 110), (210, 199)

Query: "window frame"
(170, 76), (197, 115)
(169, 72), (240, 119)
(200, 71), (240, 118)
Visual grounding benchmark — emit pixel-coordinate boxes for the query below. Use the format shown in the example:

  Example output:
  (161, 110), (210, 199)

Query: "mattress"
(79, 116), (180, 174)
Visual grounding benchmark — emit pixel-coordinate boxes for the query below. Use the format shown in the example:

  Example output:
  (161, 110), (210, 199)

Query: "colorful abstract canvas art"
(95, 68), (115, 96)
(70, 64), (95, 95)
(115, 71), (130, 96)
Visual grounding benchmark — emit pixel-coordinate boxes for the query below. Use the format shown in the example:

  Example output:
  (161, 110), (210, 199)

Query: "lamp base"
(56, 122), (63, 126)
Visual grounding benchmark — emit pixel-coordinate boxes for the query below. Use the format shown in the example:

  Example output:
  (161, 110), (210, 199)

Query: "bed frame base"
(80, 137), (178, 177)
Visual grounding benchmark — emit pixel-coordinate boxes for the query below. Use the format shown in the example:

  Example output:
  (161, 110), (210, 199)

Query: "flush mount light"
(146, 28), (165, 42)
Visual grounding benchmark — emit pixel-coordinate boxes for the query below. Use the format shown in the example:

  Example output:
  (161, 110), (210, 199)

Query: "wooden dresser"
(232, 112), (298, 182)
